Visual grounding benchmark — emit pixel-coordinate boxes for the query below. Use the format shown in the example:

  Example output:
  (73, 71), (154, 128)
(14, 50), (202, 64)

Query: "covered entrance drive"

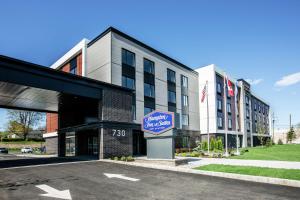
(0, 55), (137, 161)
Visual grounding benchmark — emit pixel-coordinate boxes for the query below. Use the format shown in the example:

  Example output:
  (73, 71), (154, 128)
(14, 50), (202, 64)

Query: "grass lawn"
(232, 144), (300, 162)
(195, 164), (300, 181)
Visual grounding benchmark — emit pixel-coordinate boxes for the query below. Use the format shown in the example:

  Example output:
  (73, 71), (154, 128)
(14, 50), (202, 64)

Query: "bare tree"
(6, 110), (44, 140)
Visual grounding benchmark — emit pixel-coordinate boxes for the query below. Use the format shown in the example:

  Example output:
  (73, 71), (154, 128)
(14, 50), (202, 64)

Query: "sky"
(0, 0), (300, 130)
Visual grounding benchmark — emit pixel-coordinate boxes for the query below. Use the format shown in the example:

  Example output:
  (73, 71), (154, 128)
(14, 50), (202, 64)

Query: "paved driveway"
(0, 161), (299, 200)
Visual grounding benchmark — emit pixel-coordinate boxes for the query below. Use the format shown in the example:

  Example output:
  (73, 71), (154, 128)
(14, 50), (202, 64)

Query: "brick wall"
(46, 113), (58, 133)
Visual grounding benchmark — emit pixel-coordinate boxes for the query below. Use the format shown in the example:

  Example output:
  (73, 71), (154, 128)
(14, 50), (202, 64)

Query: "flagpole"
(224, 74), (229, 157)
(206, 81), (210, 155)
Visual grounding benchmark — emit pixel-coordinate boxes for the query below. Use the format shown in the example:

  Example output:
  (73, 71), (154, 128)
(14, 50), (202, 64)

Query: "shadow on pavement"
(0, 156), (98, 169)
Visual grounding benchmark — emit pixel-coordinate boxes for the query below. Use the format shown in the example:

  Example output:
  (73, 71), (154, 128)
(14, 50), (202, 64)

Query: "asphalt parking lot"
(0, 160), (299, 200)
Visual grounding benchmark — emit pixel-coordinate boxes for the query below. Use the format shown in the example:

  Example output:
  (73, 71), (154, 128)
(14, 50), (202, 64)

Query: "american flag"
(201, 83), (207, 103)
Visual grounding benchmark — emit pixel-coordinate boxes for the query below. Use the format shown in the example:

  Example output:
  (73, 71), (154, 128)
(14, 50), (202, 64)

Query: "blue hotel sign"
(142, 111), (175, 135)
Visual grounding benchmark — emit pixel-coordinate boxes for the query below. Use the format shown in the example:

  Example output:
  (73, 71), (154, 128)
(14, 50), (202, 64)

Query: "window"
(182, 95), (188, 107)
(217, 99), (222, 111)
(217, 117), (223, 128)
(254, 114), (257, 121)
(245, 96), (249, 105)
(254, 103), (257, 111)
(144, 58), (154, 74)
(122, 76), (135, 89)
(122, 49), (135, 67)
(228, 119), (232, 129)
(217, 83), (222, 94)
(132, 105), (136, 120)
(258, 105), (261, 113)
(182, 114), (189, 126)
(70, 58), (77, 75)
(247, 122), (250, 132)
(167, 69), (176, 83)
(227, 103), (231, 113)
(168, 91), (176, 103)
(181, 75), (188, 88)
(246, 109), (250, 118)
(144, 83), (155, 98)
(144, 107), (154, 115)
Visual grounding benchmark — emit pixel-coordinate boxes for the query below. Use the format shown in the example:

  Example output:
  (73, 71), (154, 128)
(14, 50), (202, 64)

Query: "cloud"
(275, 72), (300, 87)
(245, 78), (263, 85)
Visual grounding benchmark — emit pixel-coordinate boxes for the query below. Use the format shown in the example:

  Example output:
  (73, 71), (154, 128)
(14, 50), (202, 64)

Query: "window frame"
(144, 58), (155, 74)
(168, 90), (176, 103)
(122, 48), (136, 68)
(167, 69), (176, 83)
(144, 83), (155, 98)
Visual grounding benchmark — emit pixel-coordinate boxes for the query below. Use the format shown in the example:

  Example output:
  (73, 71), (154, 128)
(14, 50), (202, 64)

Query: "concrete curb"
(101, 159), (300, 188)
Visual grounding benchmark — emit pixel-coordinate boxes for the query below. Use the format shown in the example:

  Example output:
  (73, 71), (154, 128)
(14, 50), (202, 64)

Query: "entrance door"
(88, 136), (99, 156)
(66, 132), (76, 156)
(133, 130), (146, 155)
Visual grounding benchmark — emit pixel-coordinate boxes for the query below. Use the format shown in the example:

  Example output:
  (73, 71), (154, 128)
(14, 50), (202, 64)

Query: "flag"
(226, 77), (234, 97)
(201, 83), (207, 103)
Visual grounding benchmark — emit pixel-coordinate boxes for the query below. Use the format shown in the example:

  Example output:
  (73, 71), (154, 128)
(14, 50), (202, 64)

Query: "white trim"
(50, 38), (90, 70)
(43, 132), (58, 138)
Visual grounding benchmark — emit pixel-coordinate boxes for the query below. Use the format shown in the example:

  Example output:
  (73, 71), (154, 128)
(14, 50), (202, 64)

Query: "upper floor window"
(247, 122), (250, 132)
(70, 57), (77, 75)
(217, 82), (222, 94)
(246, 108), (250, 118)
(227, 103), (231, 113)
(144, 83), (155, 98)
(254, 103), (257, 111)
(122, 76), (135, 90)
(181, 75), (188, 88)
(217, 117), (223, 128)
(144, 58), (154, 74)
(182, 95), (188, 107)
(122, 49), (135, 67)
(217, 99), (222, 111)
(245, 96), (249, 105)
(168, 90), (176, 103)
(167, 69), (176, 83)
(228, 119), (232, 129)
(144, 107), (154, 115)
(182, 114), (189, 126)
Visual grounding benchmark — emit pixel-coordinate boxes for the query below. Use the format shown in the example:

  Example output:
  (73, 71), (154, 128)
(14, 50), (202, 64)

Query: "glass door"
(88, 136), (99, 156)
(66, 132), (76, 156)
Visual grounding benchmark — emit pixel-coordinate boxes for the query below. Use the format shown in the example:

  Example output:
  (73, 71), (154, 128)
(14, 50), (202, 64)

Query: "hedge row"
(1, 138), (45, 142)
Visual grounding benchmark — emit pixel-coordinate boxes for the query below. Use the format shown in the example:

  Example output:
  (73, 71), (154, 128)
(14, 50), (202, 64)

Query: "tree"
(257, 123), (266, 147)
(287, 126), (296, 143)
(6, 110), (44, 140)
(0, 131), (9, 142)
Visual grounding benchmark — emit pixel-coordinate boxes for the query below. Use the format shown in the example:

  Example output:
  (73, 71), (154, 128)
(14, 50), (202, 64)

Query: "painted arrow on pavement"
(104, 173), (140, 182)
(36, 184), (72, 200)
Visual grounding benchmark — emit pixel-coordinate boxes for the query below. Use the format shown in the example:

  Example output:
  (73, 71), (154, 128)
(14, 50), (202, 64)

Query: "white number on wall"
(112, 129), (126, 137)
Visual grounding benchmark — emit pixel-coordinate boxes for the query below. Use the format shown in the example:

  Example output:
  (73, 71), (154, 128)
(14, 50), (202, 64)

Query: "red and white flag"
(201, 83), (207, 103)
(226, 77), (234, 97)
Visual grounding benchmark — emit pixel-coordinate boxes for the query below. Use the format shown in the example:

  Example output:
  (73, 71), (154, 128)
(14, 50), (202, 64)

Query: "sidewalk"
(186, 157), (300, 169)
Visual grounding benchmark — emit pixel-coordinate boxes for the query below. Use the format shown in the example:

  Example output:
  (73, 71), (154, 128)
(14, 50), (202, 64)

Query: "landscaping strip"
(195, 164), (300, 181)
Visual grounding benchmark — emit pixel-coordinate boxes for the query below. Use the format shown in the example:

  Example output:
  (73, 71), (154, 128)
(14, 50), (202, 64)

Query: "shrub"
(202, 141), (208, 151)
(114, 157), (119, 161)
(189, 152), (200, 157)
(181, 153), (187, 157)
(209, 138), (216, 151)
(216, 137), (223, 151)
(126, 156), (134, 162)
(120, 156), (126, 161)
(266, 138), (272, 147)
(278, 139), (283, 145)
